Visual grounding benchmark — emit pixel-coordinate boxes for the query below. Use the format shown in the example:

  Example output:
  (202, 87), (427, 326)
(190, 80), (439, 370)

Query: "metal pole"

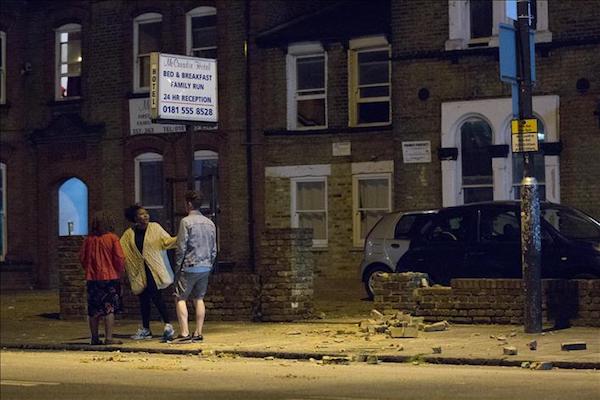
(186, 124), (194, 191)
(516, 0), (542, 333)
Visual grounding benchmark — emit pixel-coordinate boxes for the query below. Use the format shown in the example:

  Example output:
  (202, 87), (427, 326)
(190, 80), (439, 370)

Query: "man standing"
(173, 190), (217, 342)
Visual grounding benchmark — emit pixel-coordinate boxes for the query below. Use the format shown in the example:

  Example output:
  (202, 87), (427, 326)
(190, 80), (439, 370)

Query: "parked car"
(360, 201), (600, 299)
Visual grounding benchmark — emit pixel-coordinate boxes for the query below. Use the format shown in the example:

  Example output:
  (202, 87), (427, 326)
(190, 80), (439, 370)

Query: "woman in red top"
(80, 211), (125, 345)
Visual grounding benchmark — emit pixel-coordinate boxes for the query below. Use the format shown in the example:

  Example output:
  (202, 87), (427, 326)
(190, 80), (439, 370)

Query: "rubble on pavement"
(358, 310), (450, 339)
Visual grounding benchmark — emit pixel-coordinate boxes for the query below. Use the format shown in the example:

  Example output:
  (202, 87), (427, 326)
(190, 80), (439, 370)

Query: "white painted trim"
(265, 164), (331, 178)
(286, 43), (327, 130)
(290, 176), (328, 247)
(186, 6), (217, 56)
(351, 160), (393, 175)
(194, 150), (218, 160)
(441, 95), (560, 207)
(54, 24), (82, 100)
(349, 35), (389, 50)
(133, 13), (162, 93)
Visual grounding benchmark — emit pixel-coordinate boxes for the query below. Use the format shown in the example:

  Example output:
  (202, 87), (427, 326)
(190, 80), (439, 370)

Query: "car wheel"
(364, 265), (392, 300)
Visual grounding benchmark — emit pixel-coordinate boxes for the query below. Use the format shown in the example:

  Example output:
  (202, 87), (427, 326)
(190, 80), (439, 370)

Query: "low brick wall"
(258, 228), (314, 322)
(58, 228), (314, 323)
(373, 273), (600, 327)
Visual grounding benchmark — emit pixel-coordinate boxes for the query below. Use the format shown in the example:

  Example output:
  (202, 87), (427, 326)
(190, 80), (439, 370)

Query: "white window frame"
(445, 0), (552, 50)
(0, 162), (6, 261)
(441, 95), (560, 207)
(348, 36), (391, 127)
(291, 176), (328, 247)
(134, 152), (164, 209)
(352, 170), (392, 247)
(459, 116), (495, 204)
(133, 12), (162, 93)
(55, 23), (82, 100)
(286, 42), (327, 130)
(186, 6), (217, 58)
(0, 31), (6, 104)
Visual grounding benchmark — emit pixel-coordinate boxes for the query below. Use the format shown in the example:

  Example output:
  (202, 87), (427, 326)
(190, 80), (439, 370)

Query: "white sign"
(402, 141), (432, 163)
(332, 142), (351, 157)
(151, 53), (218, 123)
(129, 98), (186, 135)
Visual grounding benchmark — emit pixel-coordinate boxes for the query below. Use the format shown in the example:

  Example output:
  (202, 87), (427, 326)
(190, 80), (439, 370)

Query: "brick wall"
(373, 273), (600, 327)
(58, 236), (87, 320)
(258, 228), (314, 321)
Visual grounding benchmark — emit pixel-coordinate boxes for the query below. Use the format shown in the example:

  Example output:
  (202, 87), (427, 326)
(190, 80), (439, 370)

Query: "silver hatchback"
(359, 210), (435, 299)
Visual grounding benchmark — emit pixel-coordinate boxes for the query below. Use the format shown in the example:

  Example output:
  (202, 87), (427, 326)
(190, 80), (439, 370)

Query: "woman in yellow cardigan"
(120, 205), (176, 341)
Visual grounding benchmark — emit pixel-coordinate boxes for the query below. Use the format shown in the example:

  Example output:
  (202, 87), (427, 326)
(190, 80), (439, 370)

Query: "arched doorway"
(58, 177), (88, 236)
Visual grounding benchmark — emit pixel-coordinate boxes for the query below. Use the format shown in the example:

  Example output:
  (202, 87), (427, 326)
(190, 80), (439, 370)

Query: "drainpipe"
(245, 0), (256, 272)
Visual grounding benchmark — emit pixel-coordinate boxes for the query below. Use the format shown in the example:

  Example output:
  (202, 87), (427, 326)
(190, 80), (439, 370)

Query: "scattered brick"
(503, 346), (518, 355)
(561, 341), (587, 351)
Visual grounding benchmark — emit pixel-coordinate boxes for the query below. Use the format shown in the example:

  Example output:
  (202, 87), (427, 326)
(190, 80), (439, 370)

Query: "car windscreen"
(542, 206), (600, 240)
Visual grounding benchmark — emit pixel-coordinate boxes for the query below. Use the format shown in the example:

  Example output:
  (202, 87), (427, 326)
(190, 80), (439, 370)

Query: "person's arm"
(156, 223), (177, 250)
(174, 219), (188, 272)
(112, 234), (126, 277)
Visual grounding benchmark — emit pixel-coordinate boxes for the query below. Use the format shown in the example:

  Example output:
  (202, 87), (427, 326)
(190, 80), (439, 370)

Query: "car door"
(399, 208), (474, 285)
(466, 206), (522, 278)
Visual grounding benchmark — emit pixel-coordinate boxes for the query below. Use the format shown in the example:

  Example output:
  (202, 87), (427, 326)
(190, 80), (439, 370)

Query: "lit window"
(186, 7), (217, 58)
(0, 31), (5, 104)
(134, 13), (162, 92)
(353, 174), (391, 246)
(292, 178), (327, 246)
(512, 119), (546, 200)
(55, 24), (81, 99)
(349, 36), (391, 126)
(287, 43), (327, 130)
(193, 150), (218, 214)
(58, 177), (88, 236)
(461, 118), (493, 203)
(135, 152), (163, 208)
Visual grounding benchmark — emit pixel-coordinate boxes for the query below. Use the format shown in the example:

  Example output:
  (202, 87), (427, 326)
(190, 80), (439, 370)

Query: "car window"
(480, 209), (520, 242)
(426, 212), (469, 242)
(394, 214), (430, 239)
(542, 206), (600, 240)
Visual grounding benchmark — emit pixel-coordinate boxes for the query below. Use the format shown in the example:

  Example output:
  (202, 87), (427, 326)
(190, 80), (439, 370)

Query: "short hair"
(124, 204), (143, 223)
(90, 211), (116, 236)
(185, 190), (203, 210)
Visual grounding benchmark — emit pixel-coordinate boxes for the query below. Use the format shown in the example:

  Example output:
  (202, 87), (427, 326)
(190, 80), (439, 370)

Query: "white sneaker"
(163, 323), (175, 341)
(131, 327), (152, 340)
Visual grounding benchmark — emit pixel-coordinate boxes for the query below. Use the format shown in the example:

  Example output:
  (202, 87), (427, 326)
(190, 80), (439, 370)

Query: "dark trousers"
(139, 265), (170, 329)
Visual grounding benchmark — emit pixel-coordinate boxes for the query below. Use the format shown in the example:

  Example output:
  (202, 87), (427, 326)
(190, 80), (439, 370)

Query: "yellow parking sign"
(511, 118), (538, 134)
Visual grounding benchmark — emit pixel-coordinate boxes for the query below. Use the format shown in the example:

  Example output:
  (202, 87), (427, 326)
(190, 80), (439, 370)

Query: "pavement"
(1, 288), (599, 370)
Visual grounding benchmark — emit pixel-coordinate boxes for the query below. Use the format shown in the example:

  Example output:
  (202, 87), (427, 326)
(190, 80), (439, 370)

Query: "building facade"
(1, 0), (599, 289)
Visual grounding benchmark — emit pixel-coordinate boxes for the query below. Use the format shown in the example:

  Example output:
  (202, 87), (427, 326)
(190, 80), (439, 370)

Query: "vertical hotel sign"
(149, 52), (218, 124)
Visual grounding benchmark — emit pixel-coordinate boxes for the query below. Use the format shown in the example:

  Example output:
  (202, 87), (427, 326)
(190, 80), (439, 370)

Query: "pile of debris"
(358, 309), (450, 338)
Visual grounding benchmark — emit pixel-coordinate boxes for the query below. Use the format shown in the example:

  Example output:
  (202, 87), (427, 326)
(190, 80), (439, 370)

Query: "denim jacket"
(175, 210), (217, 272)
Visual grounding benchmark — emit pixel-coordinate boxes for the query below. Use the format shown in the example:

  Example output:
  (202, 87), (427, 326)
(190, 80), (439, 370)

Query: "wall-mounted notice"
(129, 98), (186, 135)
(402, 141), (432, 163)
(150, 52), (218, 124)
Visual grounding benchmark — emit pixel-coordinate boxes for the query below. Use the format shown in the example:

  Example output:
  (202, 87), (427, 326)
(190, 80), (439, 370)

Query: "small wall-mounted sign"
(402, 141), (431, 163)
(332, 141), (351, 157)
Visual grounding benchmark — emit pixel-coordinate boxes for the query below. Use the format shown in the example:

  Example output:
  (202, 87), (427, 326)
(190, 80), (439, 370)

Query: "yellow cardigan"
(120, 222), (177, 295)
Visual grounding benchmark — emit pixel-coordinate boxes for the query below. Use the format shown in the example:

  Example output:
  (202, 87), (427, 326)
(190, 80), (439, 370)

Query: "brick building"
(1, 0), (599, 291)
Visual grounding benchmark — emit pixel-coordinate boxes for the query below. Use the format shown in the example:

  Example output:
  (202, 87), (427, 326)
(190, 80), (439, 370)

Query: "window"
(291, 177), (327, 246)
(0, 163), (6, 260)
(461, 118), (493, 203)
(287, 43), (327, 130)
(427, 213), (469, 242)
(193, 150), (218, 215)
(186, 7), (217, 58)
(134, 13), (162, 92)
(353, 174), (391, 246)
(135, 152), (163, 209)
(480, 209), (520, 243)
(58, 177), (88, 236)
(445, 0), (552, 50)
(0, 31), (5, 104)
(349, 36), (391, 126)
(512, 119), (546, 200)
(55, 24), (81, 99)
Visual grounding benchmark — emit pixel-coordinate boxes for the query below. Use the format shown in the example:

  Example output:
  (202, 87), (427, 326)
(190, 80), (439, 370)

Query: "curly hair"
(90, 211), (116, 236)
(124, 204), (143, 223)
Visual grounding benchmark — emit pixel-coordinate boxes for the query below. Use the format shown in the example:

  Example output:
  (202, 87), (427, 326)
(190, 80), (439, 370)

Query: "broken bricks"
(561, 341), (587, 351)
